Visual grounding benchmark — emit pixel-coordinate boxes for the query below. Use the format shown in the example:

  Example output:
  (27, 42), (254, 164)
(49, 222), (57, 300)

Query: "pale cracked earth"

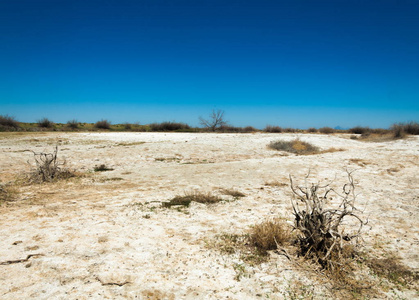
(0, 132), (418, 299)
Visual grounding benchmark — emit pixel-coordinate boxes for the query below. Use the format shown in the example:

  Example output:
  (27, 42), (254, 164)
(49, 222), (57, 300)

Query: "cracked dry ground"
(1, 132), (418, 299)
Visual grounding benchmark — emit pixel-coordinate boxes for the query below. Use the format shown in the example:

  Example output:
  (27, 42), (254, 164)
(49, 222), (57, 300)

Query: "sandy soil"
(0, 132), (418, 299)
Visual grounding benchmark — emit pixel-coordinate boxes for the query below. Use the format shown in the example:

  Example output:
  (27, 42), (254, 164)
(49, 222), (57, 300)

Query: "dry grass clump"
(0, 184), (17, 203)
(249, 218), (291, 254)
(94, 164), (114, 172)
(28, 146), (76, 183)
(269, 139), (320, 155)
(220, 188), (246, 199)
(163, 191), (222, 208)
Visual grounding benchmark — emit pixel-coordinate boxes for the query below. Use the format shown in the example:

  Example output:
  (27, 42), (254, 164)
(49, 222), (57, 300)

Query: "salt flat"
(0, 132), (418, 299)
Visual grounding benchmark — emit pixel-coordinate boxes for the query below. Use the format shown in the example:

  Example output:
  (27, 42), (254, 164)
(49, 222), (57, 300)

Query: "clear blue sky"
(1, 0), (418, 128)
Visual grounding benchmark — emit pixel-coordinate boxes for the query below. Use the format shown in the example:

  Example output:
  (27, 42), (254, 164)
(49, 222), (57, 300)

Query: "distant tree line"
(0, 113), (418, 136)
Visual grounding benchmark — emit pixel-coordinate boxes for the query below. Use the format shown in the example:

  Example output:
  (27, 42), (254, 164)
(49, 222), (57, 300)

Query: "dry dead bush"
(163, 191), (222, 208)
(290, 170), (367, 271)
(269, 139), (320, 155)
(27, 146), (76, 183)
(249, 218), (292, 254)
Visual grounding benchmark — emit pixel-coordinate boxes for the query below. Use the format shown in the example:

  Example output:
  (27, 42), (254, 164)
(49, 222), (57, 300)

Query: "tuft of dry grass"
(269, 139), (320, 155)
(0, 184), (17, 203)
(94, 164), (114, 172)
(219, 188), (246, 199)
(249, 218), (292, 254)
(163, 191), (222, 208)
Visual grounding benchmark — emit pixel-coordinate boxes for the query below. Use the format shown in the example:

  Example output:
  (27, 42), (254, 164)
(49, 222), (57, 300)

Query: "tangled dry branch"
(28, 146), (74, 183)
(290, 170), (368, 270)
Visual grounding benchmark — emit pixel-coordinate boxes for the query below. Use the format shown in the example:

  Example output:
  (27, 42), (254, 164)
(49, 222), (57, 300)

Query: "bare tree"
(199, 109), (227, 131)
(290, 170), (367, 270)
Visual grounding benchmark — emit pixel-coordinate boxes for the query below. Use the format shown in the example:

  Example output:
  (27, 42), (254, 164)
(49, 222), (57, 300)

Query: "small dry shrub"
(269, 139), (320, 155)
(66, 119), (79, 129)
(95, 119), (111, 129)
(290, 171), (367, 270)
(0, 115), (19, 130)
(249, 218), (291, 254)
(150, 122), (190, 131)
(264, 125), (283, 133)
(307, 127), (317, 133)
(349, 126), (371, 135)
(28, 146), (76, 183)
(37, 117), (54, 128)
(163, 191), (222, 208)
(318, 127), (335, 134)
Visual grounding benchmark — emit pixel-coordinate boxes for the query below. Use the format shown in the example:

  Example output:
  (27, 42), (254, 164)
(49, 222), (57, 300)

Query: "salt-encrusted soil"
(0, 132), (418, 299)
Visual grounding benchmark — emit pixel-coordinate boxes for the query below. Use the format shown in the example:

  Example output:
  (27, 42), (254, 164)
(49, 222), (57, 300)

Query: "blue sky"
(1, 0), (418, 128)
